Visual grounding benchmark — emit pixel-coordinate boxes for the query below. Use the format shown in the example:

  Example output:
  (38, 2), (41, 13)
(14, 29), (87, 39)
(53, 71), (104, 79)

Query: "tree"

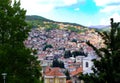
(0, 0), (41, 83)
(52, 59), (59, 67)
(64, 70), (71, 80)
(52, 59), (65, 68)
(64, 50), (72, 58)
(72, 50), (87, 57)
(43, 44), (53, 51)
(71, 39), (77, 43)
(79, 19), (120, 83)
(45, 23), (59, 31)
(59, 61), (65, 68)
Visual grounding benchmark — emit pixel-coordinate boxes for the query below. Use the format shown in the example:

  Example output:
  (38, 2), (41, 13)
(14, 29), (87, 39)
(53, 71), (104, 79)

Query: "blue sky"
(15, 0), (120, 26)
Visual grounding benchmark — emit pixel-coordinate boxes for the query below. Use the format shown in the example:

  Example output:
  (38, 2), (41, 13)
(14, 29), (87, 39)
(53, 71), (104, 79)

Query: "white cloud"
(94, 0), (120, 6)
(20, 0), (54, 14)
(94, 0), (120, 15)
(12, 0), (83, 14)
(110, 13), (120, 22)
(99, 13), (120, 25)
(36, 0), (77, 7)
(100, 5), (120, 13)
(63, 0), (77, 6)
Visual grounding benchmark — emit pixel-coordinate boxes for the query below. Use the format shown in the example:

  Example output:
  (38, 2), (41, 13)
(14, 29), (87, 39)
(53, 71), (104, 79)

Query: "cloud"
(94, 0), (120, 6)
(20, 0), (55, 14)
(94, 0), (120, 14)
(36, 0), (77, 7)
(108, 2), (120, 6)
(110, 13), (120, 22)
(12, 0), (84, 14)
(62, 0), (77, 6)
(100, 5), (120, 13)
(99, 13), (120, 25)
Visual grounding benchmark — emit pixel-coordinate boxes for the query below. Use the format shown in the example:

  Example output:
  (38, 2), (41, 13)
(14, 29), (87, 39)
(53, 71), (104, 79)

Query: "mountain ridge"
(25, 15), (110, 31)
(89, 25), (110, 29)
(25, 15), (87, 28)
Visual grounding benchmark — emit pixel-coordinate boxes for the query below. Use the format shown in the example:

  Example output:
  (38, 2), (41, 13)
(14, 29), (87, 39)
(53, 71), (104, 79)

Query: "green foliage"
(72, 50), (87, 57)
(26, 15), (55, 28)
(43, 44), (53, 51)
(52, 59), (65, 68)
(25, 15), (87, 29)
(0, 0), (41, 83)
(67, 26), (84, 33)
(25, 15), (88, 33)
(79, 18), (120, 83)
(71, 39), (77, 43)
(26, 20), (44, 28)
(26, 15), (54, 22)
(64, 70), (71, 80)
(64, 50), (72, 58)
(45, 23), (59, 31)
(26, 15), (53, 28)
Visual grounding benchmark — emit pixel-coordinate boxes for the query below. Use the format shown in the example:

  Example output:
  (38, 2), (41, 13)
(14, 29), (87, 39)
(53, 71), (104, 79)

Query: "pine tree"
(79, 18), (120, 83)
(0, 0), (41, 83)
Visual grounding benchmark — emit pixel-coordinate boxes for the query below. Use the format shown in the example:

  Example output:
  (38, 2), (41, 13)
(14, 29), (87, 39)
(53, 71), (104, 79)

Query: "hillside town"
(1, 1), (120, 83)
(24, 26), (103, 83)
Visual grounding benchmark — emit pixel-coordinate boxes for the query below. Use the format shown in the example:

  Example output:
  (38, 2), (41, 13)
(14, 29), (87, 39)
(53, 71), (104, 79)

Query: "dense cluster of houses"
(42, 53), (97, 83)
(24, 28), (103, 83)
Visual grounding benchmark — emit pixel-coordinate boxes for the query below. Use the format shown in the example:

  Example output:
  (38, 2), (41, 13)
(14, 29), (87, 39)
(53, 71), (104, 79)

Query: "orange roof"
(70, 67), (83, 76)
(66, 80), (72, 83)
(45, 67), (65, 77)
(69, 66), (75, 69)
(45, 66), (51, 74)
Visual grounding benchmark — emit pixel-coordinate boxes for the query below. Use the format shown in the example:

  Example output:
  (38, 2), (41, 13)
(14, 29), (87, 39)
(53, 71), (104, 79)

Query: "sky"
(13, 0), (120, 26)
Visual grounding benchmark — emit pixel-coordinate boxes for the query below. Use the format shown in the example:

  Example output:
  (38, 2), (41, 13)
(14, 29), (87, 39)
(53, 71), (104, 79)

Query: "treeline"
(64, 50), (87, 58)
(52, 59), (65, 68)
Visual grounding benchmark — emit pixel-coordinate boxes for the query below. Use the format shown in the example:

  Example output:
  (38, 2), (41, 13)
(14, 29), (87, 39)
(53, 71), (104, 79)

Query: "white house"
(82, 54), (97, 74)
(76, 56), (85, 63)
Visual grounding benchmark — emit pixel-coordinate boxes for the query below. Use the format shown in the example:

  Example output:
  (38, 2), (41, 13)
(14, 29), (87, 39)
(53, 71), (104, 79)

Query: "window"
(49, 78), (54, 83)
(86, 62), (89, 67)
(59, 78), (63, 83)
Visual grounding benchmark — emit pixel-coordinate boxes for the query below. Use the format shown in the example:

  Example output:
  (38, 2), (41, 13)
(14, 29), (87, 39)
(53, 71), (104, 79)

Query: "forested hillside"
(25, 15), (86, 29)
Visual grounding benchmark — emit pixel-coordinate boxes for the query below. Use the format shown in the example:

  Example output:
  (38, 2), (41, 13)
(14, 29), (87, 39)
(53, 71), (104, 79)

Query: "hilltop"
(26, 15), (54, 22)
(25, 15), (109, 32)
(25, 15), (87, 29)
(89, 25), (110, 32)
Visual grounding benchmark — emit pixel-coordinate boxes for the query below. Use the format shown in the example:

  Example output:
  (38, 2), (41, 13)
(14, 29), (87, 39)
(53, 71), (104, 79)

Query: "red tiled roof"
(69, 66), (75, 69)
(45, 67), (65, 76)
(45, 66), (51, 74)
(70, 67), (83, 76)
(66, 80), (72, 83)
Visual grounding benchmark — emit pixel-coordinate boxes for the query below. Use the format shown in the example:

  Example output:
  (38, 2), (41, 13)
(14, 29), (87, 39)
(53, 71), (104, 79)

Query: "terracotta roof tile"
(66, 80), (72, 83)
(45, 67), (65, 77)
(70, 67), (83, 76)
(69, 66), (75, 68)
(45, 66), (51, 74)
